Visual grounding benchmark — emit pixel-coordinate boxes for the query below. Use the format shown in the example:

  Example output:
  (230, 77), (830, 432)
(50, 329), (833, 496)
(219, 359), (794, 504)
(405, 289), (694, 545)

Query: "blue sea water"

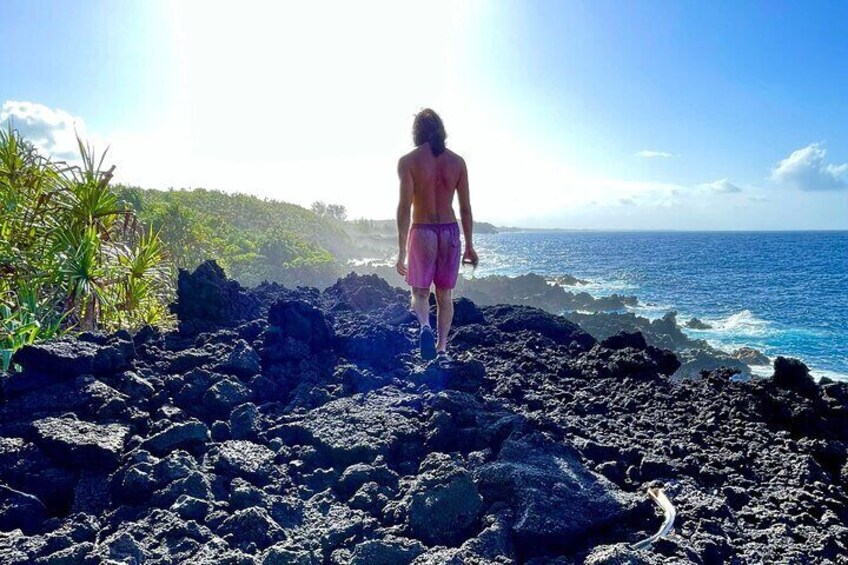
(469, 231), (848, 381)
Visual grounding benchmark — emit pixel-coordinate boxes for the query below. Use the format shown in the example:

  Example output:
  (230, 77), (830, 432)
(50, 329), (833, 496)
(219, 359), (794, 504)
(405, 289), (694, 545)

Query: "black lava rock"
(475, 433), (636, 555)
(264, 299), (334, 362)
(217, 340), (262, 378)
(2, 267), (843, 564)
(141, 420), (210, 455)
(772, 356), (818, 397)
(31, 417), (130, 471)
(483, 304), (596, 350)
(600, 331), (648, 351)
(8, 334), (134, 395)
(452, 297), (486, 326)
(405, 453), (483, 546)
(323, 272), (406, 312)
(0, 483), (48, 533)
(333, 320), (413, 368)
(171, 260), (260, 334)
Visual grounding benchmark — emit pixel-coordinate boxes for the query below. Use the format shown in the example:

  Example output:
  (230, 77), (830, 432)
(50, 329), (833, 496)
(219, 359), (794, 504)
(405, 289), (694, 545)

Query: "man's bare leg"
(435, 288), (454, 353)
(412, 286), (437, 359)
(411, 287), (431, 327)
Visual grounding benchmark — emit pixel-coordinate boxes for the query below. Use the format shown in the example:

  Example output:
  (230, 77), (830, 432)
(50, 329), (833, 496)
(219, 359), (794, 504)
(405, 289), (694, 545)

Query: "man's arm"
(456, 158), (478, 266)
(396, 157), (414, 276)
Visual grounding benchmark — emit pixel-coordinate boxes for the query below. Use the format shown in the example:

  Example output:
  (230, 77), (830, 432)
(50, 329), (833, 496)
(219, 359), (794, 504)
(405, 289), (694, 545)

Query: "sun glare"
(115, 1), (491, 219)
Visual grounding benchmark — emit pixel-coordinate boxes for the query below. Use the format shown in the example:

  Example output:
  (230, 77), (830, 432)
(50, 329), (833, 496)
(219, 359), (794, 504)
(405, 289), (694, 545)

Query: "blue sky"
(2, 0), (847, 229)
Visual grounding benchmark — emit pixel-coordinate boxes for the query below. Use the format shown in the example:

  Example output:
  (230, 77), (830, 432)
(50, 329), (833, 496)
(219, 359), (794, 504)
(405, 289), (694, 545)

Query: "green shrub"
(0, 126), (174, 369)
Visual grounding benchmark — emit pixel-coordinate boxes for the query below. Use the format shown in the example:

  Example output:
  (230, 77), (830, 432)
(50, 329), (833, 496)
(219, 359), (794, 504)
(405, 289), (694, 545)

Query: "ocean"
(468, 231), (848, 381)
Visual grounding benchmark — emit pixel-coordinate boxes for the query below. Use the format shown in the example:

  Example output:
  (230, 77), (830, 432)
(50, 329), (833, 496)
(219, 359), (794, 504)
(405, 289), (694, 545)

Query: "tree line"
(1, 127), (357, 370)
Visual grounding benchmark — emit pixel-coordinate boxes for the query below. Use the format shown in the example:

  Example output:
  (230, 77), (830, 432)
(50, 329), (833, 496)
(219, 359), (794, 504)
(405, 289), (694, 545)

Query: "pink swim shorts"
(406, 222), (462, 290)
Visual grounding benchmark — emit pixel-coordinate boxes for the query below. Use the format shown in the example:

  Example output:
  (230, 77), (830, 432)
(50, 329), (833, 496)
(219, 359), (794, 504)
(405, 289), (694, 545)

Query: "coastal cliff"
(1, 262), (846, 563)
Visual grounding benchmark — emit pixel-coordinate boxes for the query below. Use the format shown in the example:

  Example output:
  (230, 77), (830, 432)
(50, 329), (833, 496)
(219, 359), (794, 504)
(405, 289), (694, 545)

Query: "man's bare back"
(399, 144), (466, 224)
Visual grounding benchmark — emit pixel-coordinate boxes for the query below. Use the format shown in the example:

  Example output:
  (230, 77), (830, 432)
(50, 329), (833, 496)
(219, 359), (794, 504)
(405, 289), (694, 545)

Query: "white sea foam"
(811, 368), (848, 383)
(629, 302), (677, 319)
(686, 309), (774, 338)
(752, 365), (848, 383)
(714, 310), (769, 332)
(562, 278), (637, 295)
(749, 365), (774, 378)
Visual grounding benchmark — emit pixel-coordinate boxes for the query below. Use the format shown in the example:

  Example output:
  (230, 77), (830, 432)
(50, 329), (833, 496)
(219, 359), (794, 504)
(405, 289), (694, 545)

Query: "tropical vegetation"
(0, 126), (173, 370)
(118, 188), (355, 288)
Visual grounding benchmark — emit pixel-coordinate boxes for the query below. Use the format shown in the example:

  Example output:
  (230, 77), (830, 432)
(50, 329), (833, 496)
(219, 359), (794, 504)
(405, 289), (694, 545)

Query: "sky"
(2, 0), (847, 230)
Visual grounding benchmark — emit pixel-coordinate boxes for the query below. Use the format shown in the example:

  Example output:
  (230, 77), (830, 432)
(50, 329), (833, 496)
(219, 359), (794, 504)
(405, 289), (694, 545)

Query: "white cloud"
(635, 150), (673, 158)
(771, 142), (848, 191)
(0, 100), (88, 159)
(578, 179), (684, 209)
(700, 178), (742, 194)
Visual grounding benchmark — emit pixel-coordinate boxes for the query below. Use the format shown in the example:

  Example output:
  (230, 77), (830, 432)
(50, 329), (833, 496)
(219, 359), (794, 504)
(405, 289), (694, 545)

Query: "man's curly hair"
(412, 108), (447, 156)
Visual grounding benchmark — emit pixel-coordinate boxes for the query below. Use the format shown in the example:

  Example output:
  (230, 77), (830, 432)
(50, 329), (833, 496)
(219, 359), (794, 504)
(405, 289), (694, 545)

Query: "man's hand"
(462, 246), (478, 267)
(396, 254), (408, 277)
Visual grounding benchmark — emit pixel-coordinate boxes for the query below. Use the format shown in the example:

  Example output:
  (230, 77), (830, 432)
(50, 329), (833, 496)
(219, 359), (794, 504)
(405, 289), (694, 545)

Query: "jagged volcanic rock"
(6, 333), (134, 396)
(684, 317), (712, 330)
(263, 299), (334, 363)
(404, 453), (483, 546)
(453, 273), (638, 313)
(30, 417), (130, 471)
(0, 484), (48, 534)
(483, 304), (596, 350)
(323, 272), (407, 313)
(772, 356), (818, 396)
(141, 420), (210, 455)
(475, 432), (637, 554)
(266, 388), (424, 468)
(732, 346), (770, 366)
(0, 269), (846, 564)
(170, 260), (261, 334)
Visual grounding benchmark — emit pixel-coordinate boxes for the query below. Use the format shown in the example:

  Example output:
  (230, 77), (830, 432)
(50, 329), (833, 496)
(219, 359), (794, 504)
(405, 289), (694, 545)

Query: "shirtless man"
(396, 108), (478, 361)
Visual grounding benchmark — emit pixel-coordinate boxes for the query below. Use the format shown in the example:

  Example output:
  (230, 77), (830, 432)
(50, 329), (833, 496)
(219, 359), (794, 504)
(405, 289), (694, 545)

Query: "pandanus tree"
(0, 126), (174, 369)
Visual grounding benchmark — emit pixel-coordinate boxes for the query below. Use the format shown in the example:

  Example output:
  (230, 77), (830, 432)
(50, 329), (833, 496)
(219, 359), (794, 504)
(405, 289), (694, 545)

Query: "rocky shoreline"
(352, 263), (767, 380)
(1, 262), (847, 563)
